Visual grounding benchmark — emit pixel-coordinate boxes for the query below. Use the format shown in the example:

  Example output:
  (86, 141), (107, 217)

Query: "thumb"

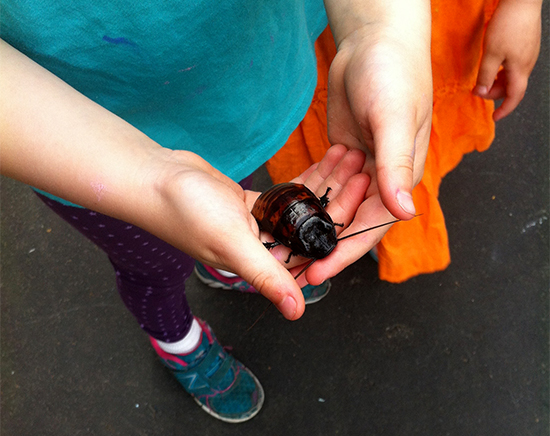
(226, 234), (305, 320)
(474, 51), (504, 100)
(373, 115), (421, 220)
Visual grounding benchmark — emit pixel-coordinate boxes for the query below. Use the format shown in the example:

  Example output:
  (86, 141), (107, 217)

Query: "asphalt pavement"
(1, 8), (548, 436)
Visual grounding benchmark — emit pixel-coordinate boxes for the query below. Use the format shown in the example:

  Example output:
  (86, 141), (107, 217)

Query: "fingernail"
(396, 190), (416, 215)
(474, 85), (488, 96)
(278, 295), (297, 319)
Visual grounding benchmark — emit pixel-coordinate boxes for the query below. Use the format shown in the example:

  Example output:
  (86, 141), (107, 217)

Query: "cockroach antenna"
(291, 214), (422, 280)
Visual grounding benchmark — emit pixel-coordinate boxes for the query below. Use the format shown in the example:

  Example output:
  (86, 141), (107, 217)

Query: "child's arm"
(0, 39), (311, 319)
(473, 0), (543, 121)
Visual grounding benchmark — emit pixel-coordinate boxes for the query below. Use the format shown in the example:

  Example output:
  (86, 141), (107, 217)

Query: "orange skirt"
(265, 0), (499, 283)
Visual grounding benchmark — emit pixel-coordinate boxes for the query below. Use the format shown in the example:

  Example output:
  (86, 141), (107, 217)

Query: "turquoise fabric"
(1, 0), (327, 206)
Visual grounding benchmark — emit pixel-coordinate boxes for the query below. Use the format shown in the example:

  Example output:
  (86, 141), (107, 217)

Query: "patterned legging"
(36, 175), (252, 343)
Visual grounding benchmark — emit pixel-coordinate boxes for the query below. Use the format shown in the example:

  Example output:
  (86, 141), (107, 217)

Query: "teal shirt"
(1, 0), (327, 205)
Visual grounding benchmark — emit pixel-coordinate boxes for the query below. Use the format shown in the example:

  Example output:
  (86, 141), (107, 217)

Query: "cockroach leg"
(319, 187), (332, 207)
(284, 251), (295, 264)
(263, 241), (280, 250)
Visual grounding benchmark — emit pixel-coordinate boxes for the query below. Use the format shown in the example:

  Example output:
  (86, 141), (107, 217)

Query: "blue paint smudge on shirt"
(102, 35), (138, 48)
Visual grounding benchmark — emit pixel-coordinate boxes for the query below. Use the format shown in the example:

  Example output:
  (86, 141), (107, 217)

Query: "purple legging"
(36, 175), (252, 344)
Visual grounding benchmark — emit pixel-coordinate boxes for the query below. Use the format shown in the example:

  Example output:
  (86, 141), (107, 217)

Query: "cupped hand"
(249, 144), (416, 288)
(289, 24), (433, 285)
(250, 145), (371, 286)
(152, 150), (306, 320)
(287, 145), (415, 287)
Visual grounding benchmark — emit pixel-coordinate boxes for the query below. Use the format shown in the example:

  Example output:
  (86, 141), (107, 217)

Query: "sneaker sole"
(304, 280), (331, 305)
(192, 369), (265, 423)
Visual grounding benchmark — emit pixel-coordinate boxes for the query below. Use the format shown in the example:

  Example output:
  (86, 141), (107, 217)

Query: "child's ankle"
(155, 318), (202, 355)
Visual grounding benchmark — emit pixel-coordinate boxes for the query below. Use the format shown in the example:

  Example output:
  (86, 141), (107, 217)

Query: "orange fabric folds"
(265, 0), (499, 282)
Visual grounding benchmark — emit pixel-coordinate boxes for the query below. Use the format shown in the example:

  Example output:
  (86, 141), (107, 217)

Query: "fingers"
(305, 147), (366, 194)
(475, 65), (529, 121)
(291, 143), (348, 185)
(492, 70), (527, 121)
(199, 201), (306, 320)
(227, 213), (307, 320)
(473, 6), (538, 123)
(320, 172), (370, 233)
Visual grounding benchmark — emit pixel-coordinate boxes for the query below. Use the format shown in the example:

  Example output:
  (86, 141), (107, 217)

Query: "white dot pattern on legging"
(42, 199), (196, 343)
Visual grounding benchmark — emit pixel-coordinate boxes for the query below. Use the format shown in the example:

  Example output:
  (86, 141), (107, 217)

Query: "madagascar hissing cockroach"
(251, 182), (406, 278)
(246, 182), (412, 331)
(251, 182), (343, 262)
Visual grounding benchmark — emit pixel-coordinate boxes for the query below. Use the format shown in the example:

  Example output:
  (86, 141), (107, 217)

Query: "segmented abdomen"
(251, 183), (319, 241)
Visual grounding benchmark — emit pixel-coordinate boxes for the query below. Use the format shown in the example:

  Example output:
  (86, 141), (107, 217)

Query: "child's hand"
(158, 146), (369, 314)
(0, 41), (368, 321)
(151, 153), (307, 320)
(251, 145), (370, 287)
(307, 0), (432, 285)
(473, 0), (542, 121)
(323, 0), (432, 218)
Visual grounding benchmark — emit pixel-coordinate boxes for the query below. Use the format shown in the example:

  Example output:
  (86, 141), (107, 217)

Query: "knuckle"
(249, 270), (283, 302)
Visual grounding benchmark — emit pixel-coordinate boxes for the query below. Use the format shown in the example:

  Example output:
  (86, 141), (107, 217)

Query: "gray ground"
(1, 8), (548, 436)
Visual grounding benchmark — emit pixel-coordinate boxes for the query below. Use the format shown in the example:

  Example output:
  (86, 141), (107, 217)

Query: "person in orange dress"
(266, 0), (543, 283)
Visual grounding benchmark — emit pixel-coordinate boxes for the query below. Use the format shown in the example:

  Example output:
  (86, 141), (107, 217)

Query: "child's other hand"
(324, 0), (432, 224)
(473, 0), (542, 121)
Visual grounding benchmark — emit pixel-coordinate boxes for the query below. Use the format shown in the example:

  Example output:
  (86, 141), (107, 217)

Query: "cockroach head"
(297, 216), (337, 259)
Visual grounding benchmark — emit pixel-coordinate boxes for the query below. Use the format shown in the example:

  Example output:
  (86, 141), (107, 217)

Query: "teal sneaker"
(194, 262), (330, 304)
(369, 246), (379, 263)
(194, 262), (256, 293)
(301, 280), (331, 305)
(150, 318), (264, 423)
